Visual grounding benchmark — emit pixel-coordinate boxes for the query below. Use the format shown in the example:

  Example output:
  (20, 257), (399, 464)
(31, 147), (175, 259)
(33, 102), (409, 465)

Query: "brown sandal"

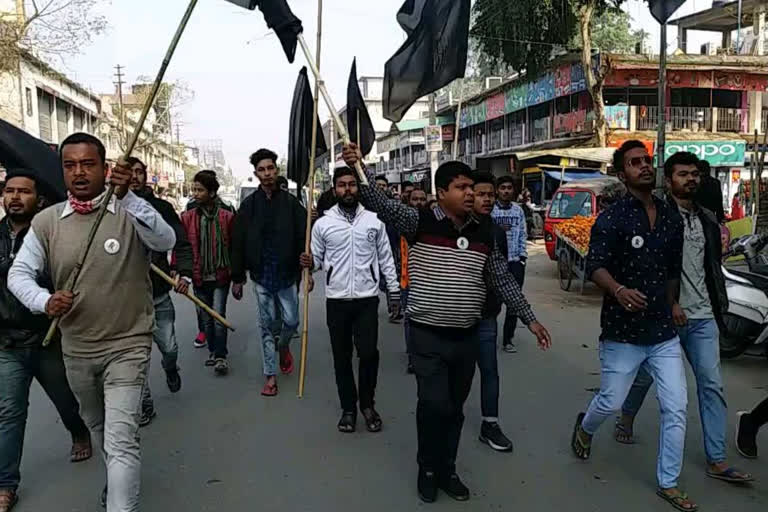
(656, 488), (698, 511)
(70, 435), (92, 463)
(0, 489), (18, 512)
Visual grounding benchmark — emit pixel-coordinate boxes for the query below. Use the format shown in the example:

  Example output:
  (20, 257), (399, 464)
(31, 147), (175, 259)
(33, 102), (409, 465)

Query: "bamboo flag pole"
(298, 0), (324, 398)
(150, 264), (234, 331)
(296, 34), (368, 186)
(43, 0), (200, 346)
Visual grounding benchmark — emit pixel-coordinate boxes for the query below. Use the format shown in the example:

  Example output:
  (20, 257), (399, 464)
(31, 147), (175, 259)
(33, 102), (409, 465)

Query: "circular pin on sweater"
(631, 235), (644, 249)
(104, 238), (121, 255)
(457, 237), (469, 250)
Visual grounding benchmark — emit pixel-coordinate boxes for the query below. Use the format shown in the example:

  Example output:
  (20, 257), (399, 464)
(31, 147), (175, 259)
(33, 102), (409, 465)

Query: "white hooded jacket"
(310, 203), (399, 301)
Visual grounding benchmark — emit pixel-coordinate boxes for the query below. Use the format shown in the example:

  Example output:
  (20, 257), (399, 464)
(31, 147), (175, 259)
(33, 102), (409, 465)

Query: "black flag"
(383, 0), (470, 122)
(347, 59), (376, 158)
(0, 118), (66, 203)
(647, 0), (686, 24)
(224, 0), (303, 63)
(287, 67), (328, 188)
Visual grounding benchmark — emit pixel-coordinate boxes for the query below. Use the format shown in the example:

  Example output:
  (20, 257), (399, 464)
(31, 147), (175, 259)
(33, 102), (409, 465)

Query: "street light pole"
(656, 22), (668, 190)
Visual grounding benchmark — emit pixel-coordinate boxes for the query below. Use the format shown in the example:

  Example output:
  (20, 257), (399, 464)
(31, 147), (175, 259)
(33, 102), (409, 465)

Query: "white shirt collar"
(60, 194), (118, 219)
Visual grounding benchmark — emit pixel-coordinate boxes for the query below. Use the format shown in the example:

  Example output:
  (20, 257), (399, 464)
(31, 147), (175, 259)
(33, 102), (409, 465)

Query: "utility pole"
(114, 64), (127, 146)
(428, 93), (439, 195)
(655, 24), (668, 190)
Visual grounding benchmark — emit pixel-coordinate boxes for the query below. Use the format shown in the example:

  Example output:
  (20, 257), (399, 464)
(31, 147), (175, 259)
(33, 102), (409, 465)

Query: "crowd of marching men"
(0, 132), (767, 512)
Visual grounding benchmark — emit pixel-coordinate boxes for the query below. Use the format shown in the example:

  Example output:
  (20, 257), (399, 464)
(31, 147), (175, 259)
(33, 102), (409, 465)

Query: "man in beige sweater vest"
(8, 133), (175, 512)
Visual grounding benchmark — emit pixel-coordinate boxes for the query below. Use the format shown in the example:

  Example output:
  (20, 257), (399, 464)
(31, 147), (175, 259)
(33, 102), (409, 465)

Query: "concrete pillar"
(712, 108), (718, 133)
(749, 91), (764, 133)
(630, 105), (638, 131)
(677, 26), (688, 53)
(757, 11), (766, 56)
(722, 30), (733, 52)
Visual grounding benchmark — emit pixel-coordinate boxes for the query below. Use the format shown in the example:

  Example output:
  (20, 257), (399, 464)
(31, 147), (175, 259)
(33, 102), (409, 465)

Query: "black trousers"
(326, 297), (380, 412)
(502, 261), (526, 345)
(409, 322), (477, 475)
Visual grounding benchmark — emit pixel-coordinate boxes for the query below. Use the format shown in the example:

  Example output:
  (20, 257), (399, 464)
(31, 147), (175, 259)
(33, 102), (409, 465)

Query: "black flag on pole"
(347, 59), (376, 158)
(287, 67), (327, 188)
(383, 0), (470, 123)
(0, 118), (66, 203)
(223, 0), (303, 63)
(647, 0), (686, 24)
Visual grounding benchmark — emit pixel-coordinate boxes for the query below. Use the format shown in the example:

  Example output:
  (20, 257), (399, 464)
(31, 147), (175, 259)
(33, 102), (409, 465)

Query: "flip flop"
(570, 412), (591, 460)
(614, 421), (636, 445)
(706, 466), (754, 483)
(656, 489), (698, 511)
(70, 436), (92, 463)
(261, 380), (278, 397)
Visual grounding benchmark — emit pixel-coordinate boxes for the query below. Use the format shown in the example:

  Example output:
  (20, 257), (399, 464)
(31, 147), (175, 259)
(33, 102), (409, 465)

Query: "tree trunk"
(578, 0), (607, 147)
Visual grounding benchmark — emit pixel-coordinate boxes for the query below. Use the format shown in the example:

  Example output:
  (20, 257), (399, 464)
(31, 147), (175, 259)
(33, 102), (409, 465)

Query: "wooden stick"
(150, 264), (234, 332)
(296, 33), (369, 186)
(43, 0), (200, 346)
(298, 0), (323, 399)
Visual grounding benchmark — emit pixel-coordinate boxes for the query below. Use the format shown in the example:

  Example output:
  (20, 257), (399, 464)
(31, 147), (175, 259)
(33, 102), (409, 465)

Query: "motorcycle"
(719, 233), (768, 358)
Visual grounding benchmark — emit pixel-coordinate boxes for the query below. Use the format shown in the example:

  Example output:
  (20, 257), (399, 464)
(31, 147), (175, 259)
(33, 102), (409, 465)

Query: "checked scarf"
(67, 189), (108, 214)
(199, 204), (230, 277)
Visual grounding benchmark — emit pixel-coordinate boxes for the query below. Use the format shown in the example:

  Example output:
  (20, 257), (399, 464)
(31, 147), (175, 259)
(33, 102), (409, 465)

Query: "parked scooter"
(720, 233), (768, 358)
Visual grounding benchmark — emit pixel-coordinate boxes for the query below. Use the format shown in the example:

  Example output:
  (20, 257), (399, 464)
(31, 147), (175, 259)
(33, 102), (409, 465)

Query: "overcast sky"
(64, 0), (721, 179)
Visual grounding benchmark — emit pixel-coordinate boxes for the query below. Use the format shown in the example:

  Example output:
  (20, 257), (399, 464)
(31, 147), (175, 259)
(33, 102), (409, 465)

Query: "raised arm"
(119, 191), (176, 253)
(342, 143), (419, 235)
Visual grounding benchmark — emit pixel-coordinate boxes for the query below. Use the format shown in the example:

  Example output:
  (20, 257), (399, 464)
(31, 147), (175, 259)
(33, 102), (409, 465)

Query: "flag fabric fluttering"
(287, 67), (328, 188)
(346, 59), (376, 158)
(383, 0), (471, 123)
(223, 0), (303, 63)
(647, 0), (686, 24)
(0, 118), (66, 203)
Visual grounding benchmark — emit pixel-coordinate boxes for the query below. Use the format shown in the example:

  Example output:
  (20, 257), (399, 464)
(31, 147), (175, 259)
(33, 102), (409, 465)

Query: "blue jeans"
(194, 282), (230, 359)
(0, 344), (88, 491)
(622, 318), (726, 464)
(476, 316), (500, 420)
(581, 337), (687, 489)
(142, 293), (180, 409)
(254, 283), (299, 376)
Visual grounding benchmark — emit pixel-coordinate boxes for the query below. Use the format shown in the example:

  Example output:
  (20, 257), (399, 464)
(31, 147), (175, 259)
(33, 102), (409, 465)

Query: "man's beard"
(340, 195), (358, 210)
(8, 211), (34, 224)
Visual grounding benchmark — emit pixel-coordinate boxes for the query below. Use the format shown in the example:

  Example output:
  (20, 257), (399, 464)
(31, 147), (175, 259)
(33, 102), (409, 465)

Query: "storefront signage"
(485, 93), (505, 120)
(425, 125), (442, 152)
(604, 105), (629, 129)
(555, 65), (571, 97)
(377, 135), (397, 154)
(553, 110), (587, 135)
(664, 140), (746, 167)
(441, 125), (455, 141)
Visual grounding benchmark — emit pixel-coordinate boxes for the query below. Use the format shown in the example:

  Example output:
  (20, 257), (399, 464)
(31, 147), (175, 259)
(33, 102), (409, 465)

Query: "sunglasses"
(627, 156), (653, 167)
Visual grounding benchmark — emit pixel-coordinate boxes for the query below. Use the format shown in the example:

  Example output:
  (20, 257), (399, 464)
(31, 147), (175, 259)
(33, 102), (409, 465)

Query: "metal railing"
(762, 109), (768, 133)
(636, 106), (713, 132)
(488, 127), (504, 152)
(717, 108), (747, 133)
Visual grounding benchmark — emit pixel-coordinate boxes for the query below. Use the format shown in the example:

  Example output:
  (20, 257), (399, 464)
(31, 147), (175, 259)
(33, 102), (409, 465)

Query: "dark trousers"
(409, 322), (477, 475)
(0, 343), (89, 491)
(502, 261), (526, 345)
(326, 297), (380, 412)
(476, 316), (499, 419)
(751, 395), (768, 428)
(194, 282), (230, 358)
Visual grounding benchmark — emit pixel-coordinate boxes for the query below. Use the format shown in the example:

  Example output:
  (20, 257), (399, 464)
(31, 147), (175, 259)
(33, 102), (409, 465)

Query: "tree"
(472, 0), (647, 147)
(0, 0), (107, 75)
(575, 8), (649, 54)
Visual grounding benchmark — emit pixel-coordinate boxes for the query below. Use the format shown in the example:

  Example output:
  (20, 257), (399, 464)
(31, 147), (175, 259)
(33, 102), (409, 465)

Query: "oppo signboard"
(664, 141), (746, 167)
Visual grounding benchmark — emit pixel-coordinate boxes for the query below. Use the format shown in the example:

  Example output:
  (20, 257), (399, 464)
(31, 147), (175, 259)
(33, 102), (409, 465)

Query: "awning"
(544, 170), (604, 182)
(515, 147), (615, 164)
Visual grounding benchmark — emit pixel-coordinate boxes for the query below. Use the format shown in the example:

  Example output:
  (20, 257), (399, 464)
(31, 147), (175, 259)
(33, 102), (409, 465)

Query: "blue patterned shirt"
(491, 201), (527, 262)
(586, 194), (683, 345)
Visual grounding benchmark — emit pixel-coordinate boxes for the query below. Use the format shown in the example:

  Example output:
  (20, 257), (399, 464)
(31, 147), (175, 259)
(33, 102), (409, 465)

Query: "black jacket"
(0, 217), (52, 348)
(316, 188), (337, 219)
(231, 187), (307, 285)
(668, 195), (728, 321)
(696, 174), (725, 223)
(135, 188), (194, 298)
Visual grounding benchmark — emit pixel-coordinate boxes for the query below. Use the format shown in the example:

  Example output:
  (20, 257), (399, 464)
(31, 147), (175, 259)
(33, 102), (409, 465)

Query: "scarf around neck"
(199, 204), (230, 276)
(68, 189), (108, 215)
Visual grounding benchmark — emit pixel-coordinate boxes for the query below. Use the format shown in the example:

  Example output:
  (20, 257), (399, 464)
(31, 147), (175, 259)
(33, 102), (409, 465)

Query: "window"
(37, 89), (54, 142)
(25, 88), (33, 117)
(56, 99), (70, 142)
(548, 190), (592, 219)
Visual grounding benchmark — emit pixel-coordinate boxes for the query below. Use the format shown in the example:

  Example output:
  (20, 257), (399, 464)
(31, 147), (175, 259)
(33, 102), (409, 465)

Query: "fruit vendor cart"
(554, 216), (595, 293)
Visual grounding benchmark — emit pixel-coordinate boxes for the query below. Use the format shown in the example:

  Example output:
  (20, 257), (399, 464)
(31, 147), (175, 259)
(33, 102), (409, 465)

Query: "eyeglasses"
(627, 156), (653, 167)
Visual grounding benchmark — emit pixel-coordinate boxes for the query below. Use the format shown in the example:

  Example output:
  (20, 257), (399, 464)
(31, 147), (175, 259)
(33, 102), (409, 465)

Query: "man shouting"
(8, 133), (176, 512)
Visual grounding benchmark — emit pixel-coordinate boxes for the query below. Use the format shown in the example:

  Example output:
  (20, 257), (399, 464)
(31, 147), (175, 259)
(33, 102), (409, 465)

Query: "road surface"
(15, 243), (768, 511)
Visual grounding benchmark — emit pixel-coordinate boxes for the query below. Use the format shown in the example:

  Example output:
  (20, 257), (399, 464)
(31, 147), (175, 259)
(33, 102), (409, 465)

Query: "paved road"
(15, 243), (768, 511)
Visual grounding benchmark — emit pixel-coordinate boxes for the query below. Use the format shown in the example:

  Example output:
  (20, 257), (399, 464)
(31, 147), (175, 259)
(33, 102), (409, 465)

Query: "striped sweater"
(359, 171), (536, 329)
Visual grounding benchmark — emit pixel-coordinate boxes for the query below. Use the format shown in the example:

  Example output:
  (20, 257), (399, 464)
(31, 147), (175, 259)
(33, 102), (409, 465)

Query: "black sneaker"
(417, 468), (438, 503)
(736, 411), (758, 459)
(166, 368), (181, 393)
(503, 343), (517, 353)
(479, 421), (514, 452)
(439, 473), (470, 501)
(139, 406), (156, 427)
(100, 484), (107, 508)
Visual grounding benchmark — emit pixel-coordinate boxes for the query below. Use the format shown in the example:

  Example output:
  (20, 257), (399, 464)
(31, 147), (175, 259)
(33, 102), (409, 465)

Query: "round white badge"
(457, 237), (469, 250)
(104, 238), (121, 255)
(631, 235), (644, 249)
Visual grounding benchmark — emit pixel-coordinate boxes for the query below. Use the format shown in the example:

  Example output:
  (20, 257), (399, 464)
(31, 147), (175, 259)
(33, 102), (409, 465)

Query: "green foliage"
(576, 7), (648, 54)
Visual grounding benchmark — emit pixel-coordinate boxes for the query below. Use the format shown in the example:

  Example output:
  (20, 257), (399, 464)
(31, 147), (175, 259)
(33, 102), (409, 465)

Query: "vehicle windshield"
(549, 190), (592, 219)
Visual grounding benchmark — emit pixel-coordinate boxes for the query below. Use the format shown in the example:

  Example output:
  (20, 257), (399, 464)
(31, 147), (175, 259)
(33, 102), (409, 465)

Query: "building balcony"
(635, 106), (750, 133)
